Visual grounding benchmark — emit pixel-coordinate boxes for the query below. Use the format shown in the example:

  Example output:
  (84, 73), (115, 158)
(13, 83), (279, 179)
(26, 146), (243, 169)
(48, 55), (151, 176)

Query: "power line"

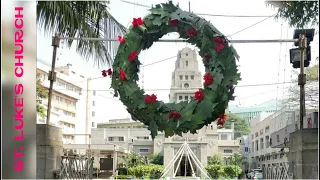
(120, 0), (274, 18)
(53, 81), (294, 92)
(276, 20), (284, 111)
(228, 14), (276, 37)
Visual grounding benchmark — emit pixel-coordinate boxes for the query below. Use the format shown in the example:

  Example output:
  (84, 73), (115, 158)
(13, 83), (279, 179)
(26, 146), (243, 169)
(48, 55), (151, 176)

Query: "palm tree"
(37, 1), (127, 67)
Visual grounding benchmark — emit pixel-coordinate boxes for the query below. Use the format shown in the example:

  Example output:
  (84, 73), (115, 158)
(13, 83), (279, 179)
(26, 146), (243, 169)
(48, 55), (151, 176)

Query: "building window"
(137, 136), (149, 140)
(186, 61), (188, 66)
(186, 53), (188, 56)
(179, 75), (183, 80)
(277, 134), (280, 142)
(265, 126), (270, 133)
(92, 111), (95, 117)
(92, 101), (96, 106)
(252, 142), (254, 152)
(93, 90), (96, 96)
(191, 75), (194, 80)
(179, 96), (182, 100)
(92, 122), (95, 127)
(224, 149), (233, 154)
(56, 96), (60, 101)
(251, 134), (254, 139)
(108, 137), (124, 142)
(260, 129), (263, 135)
(260, 138), (264, 149)
(184, 96), (189, 101)
(245, 147), (248, 152)
(185, 75), (188, 80)
(73, 102), (76, 107)
(221, 134), (228, 140)
(265, 136), (270, 148)
(139, 149), (149, 153)
(255, 140), (259, 151)
(255, 132), (258, 138)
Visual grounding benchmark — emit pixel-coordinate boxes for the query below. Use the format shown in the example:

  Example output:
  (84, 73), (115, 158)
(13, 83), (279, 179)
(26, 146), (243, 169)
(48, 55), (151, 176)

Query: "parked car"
(248, 168), (263, 179)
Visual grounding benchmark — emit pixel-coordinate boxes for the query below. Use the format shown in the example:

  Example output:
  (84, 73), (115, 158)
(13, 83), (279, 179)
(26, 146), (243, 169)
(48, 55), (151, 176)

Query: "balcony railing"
(60, 115), (76, 124)
(62, 127), (76, 135)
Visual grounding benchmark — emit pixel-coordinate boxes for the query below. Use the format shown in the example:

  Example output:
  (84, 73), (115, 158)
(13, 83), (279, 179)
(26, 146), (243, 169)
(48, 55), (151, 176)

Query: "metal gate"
(263, 162), (293, 179)
(56, 156), (94, 179)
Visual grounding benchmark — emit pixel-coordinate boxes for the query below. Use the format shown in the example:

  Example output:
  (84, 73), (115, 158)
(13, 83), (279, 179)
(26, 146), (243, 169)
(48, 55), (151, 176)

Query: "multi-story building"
(91, 47), (240, 177)
(248, 109), (294, 170)
(229, 99), (280, 125)
(37, 60), (98, 145)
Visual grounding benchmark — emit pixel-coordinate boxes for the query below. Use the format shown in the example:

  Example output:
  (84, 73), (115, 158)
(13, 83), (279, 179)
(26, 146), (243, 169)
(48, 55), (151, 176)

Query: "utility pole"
(46, 34), (60, 125)
(298, 34), (307, 129)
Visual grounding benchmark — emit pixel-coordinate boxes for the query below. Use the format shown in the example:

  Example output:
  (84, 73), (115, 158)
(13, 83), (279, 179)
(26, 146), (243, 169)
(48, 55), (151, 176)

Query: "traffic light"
(289, 29), (315, 69)
(290, 46), (311, 68)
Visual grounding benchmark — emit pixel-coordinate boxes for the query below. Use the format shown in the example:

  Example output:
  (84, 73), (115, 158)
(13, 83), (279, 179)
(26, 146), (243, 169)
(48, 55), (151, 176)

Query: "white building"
(248, 109), (293, 170)
(37, 60), (98, 145)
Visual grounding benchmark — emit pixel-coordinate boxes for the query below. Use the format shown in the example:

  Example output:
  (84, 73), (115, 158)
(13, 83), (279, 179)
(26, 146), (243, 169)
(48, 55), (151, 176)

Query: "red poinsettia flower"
(169, 111), (182, 119)
(145, 94), (157, 104)
(119, 70), (126, 81)
(132, 17), (144, 27)
(128, 51), (138, 62)
(217, 118), (224, 126)
(203, 53), (212, 61)
(168, 18), (178, 26)
(107, 68), (112, 76)
(203, 73), (214, 86)
(118, 36), (126, 44)
(187, 28), (198, 38)
(212, 36), (226, 52)
(219, 113), (228, 121)
(194, 89), (204, 102)
(102, 70), (107, 77)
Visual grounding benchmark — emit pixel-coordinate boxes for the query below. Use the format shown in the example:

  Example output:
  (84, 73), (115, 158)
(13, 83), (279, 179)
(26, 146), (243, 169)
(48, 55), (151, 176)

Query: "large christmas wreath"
(106, 1), (241, 138)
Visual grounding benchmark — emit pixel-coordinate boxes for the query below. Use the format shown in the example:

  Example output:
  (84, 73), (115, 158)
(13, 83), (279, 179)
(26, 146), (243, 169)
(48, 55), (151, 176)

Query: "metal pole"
(58, 37), (298, 43)
(298, 34), (307, 129)
(46, 34), (60, 125)
(189, 1), (191, 12)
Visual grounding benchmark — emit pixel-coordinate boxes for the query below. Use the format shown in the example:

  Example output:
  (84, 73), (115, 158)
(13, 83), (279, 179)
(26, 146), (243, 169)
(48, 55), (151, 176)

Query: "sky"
(36, 0), (319, 123)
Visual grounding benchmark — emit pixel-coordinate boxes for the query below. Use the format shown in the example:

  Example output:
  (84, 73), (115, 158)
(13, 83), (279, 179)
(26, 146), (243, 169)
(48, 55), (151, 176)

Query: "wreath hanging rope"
(103, 1), (241, 139)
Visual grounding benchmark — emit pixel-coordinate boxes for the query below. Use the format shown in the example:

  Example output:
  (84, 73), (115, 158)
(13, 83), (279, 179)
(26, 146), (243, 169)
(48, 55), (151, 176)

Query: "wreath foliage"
(110, 1), (241, 139)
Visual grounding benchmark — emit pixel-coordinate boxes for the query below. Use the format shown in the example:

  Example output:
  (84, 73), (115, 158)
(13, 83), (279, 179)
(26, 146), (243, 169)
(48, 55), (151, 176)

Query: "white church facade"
(90, 47), (240, 177)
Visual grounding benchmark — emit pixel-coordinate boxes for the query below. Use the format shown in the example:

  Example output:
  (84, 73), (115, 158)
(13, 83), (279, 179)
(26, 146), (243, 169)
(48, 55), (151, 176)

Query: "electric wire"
(53, 82), (294, 92)
(227, 14), (276, 37)
(276, 20), (284, 110)
(120, 0), (274, 18)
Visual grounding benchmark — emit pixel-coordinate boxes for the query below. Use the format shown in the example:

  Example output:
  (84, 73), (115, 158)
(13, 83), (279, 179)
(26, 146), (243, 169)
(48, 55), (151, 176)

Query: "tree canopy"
(36, 73), (48, 118)
(37, 1), (126, 67)
(284, 63), (319, 109)
(267, 1), (319, 29)
(223, 113), (251, 139)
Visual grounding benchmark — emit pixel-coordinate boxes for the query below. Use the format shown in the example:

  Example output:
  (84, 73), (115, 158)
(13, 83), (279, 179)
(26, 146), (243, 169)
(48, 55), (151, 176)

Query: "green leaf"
(153, 17), (163, 26)
(148, 120), (159, 139)
(123, 82), (138, 97)
(138, 103), (147, 109)
(230, 45), (240, 60)
(197, 99), (217, 118)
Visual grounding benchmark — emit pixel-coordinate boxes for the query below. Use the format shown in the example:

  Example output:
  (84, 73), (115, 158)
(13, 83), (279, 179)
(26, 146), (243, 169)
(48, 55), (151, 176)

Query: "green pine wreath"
(108, 1), (241, 139)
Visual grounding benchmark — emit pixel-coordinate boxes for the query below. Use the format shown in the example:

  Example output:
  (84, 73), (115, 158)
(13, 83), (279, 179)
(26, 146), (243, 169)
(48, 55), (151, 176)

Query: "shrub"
(115, 175), (133, 179)
(223, 165), (242, 178)
(206, 165), (224, 179)
(117, 167), (128, 175)
(149, 165), (164, 179)
(128, 164), (164, 178)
